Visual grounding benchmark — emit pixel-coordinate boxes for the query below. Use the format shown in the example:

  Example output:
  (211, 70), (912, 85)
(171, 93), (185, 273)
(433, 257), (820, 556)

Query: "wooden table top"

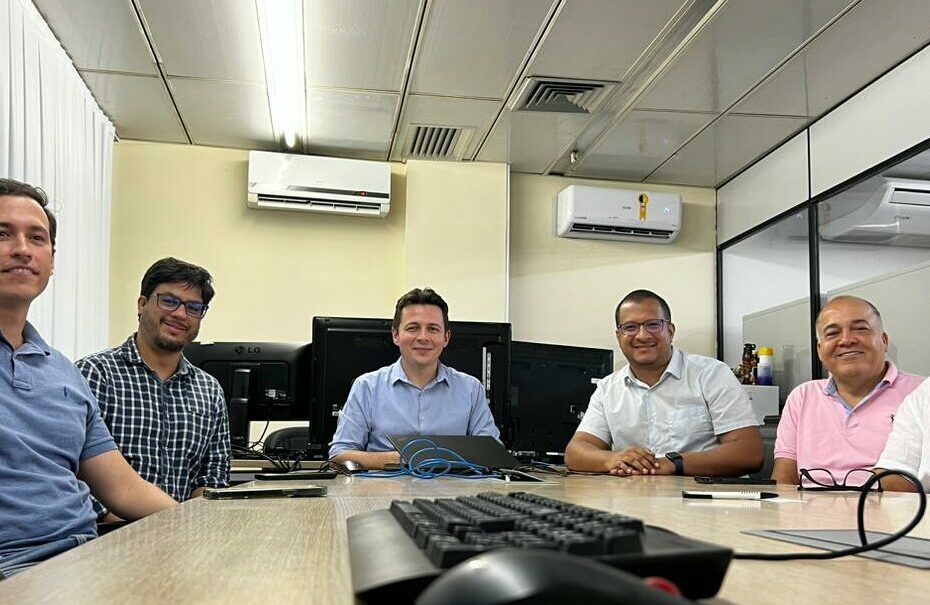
(1, 474), (927, 604)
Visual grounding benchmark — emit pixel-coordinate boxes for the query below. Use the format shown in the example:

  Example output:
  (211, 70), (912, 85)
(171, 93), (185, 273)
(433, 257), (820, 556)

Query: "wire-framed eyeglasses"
(616, 319), (668, 337)
(153, 293), (209, 318)
(798, 467), (883, 492)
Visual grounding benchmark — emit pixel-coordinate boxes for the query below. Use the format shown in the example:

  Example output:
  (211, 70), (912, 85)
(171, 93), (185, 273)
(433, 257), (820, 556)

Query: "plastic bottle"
(757, 347), (774, 386)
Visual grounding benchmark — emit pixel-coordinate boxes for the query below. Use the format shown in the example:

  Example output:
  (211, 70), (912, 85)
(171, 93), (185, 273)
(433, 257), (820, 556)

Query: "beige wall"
(110, 141), (407, 344)
(403, 160), (509, 322)
(509, 174), (717, 366)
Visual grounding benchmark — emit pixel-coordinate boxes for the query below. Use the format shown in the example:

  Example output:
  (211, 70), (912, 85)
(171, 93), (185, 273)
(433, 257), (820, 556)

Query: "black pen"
(682, 490), (779, 500)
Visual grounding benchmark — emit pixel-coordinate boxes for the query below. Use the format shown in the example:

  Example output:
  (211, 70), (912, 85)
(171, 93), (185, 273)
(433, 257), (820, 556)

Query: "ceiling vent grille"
(407, 126), (465, 160)
(512, 77), (615, 114)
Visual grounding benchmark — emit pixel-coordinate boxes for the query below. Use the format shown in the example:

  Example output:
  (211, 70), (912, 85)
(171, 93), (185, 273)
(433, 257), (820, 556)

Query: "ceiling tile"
(637, 0), (853, 113)
(738, 0), (930, 119)
(305, 0), (420, 91)
(170, 79), (275, 149)
(410, 0), (551, 99)
(306, 88), (398, 160)
(393, 95), (499, 160)
(33, 0), (156, 74)
(646, 114), (808, 186)
(530, 0), (685, 81)
(477, 111), (593, 172)
(572, 110), (713, 181)
(79, 71), (185, 142)
(138, 0), (265, 82)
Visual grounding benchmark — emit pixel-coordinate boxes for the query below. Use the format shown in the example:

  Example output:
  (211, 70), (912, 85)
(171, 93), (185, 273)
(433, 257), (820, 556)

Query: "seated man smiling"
(328, 288), (500, 470)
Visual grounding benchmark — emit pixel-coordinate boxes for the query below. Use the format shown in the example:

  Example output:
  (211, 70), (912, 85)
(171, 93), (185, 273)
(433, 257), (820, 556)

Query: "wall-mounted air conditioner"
(247, 151), (391, 218)
(820, 178), (930, 246)
(555, 185), (682, 244)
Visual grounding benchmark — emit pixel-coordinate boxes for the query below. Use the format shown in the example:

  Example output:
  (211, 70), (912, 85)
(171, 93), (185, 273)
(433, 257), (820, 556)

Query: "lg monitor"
(509, 341), (613, 459)
(185, 342), (312, 449)
(308, 316), (511, 457)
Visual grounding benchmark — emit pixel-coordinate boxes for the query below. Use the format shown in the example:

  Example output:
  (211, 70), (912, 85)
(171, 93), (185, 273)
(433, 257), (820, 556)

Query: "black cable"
(248, 420), (271, 450)
(231, 444), (289, 471)
(734, 469), (926, 561)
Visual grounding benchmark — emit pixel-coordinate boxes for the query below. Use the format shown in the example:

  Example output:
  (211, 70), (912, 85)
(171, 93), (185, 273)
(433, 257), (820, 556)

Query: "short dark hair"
(615, 289), (672, 325)
(392, 287), (449, 331)
(140, 257), (215, 304)
(0, 178), (57, 251)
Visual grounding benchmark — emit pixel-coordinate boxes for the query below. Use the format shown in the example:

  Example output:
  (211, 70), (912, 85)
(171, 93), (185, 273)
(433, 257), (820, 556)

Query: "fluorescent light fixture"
(257, 0), (306, 149)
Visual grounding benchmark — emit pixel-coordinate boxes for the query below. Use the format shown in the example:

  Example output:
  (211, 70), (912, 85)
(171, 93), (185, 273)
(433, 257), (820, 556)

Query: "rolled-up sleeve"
(466, 381), (500, 441)
(328, 378), (372, 458)
(575, 381), (612, 447)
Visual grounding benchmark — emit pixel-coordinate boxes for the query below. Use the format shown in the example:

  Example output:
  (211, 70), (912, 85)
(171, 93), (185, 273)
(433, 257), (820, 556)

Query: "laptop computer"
(387, 435), (521, 472)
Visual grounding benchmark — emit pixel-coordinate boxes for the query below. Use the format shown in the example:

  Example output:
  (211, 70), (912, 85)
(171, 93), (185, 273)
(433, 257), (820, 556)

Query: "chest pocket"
(666, 405), (713, 434)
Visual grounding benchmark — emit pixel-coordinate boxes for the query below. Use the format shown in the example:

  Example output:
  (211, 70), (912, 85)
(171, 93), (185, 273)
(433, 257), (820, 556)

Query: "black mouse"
(414, 549), (692, 605)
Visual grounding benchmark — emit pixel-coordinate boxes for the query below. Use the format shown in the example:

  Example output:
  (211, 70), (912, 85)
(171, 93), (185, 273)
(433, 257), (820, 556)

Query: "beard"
(139, 311), (199, 353)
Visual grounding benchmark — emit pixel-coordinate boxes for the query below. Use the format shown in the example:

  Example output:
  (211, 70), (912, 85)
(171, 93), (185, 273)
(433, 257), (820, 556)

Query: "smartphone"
(203, 484), (327, 500)
(255, 471), (339, 481)
(694, 476), (776, 485)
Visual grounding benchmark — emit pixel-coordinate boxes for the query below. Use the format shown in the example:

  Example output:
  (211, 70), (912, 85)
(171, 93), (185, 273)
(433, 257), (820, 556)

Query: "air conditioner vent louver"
(255, 194), (384, 214)
(407, 126), (463, 159)
(569, 223), (674, 239)
(513, 77), (614, 114)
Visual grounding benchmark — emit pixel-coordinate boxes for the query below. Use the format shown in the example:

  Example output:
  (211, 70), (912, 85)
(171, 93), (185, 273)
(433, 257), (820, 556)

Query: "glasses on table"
(798, 467), (882, 492)
(616, 319), (668, 337)
(153, 293), (209, 318)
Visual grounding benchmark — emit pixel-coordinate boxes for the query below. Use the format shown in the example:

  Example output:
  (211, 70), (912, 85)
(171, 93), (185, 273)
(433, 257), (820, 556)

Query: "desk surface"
(1, 475), (928, 604)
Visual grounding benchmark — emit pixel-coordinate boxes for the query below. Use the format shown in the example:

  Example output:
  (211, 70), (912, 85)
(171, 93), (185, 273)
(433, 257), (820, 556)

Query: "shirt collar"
(823, 361), (896, 396)
(9, 321), (52, 356)
(120, 333), (190, 376)
(621, 347), (682, 386)
(390, 357), (448, 387)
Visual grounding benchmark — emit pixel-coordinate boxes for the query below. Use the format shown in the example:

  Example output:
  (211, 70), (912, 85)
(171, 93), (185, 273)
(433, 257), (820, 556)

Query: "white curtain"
(0, 0), (114, 360)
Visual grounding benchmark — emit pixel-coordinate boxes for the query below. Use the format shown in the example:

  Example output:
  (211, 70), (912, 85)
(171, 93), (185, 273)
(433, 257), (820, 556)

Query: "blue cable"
(354, 438), (501, 480)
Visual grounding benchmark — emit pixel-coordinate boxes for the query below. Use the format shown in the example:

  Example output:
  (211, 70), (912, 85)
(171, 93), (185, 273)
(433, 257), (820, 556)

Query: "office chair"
(263, 427), (309, 452)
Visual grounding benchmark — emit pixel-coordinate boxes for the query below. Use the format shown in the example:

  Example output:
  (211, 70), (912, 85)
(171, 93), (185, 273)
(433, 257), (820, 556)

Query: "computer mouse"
(414, 549), (692, 605)
(339, 459), (368, 474)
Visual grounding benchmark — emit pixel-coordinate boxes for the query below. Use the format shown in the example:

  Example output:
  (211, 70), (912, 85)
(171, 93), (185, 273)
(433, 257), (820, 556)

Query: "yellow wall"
(403, 160), (509, 322)
(111, 142), (717, 364)
(110, 141), (407, 344)
(509, 174), (717, 364)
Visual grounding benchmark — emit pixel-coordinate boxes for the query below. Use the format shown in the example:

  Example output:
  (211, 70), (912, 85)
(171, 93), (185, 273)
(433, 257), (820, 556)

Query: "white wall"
(509, 173), (717, 367)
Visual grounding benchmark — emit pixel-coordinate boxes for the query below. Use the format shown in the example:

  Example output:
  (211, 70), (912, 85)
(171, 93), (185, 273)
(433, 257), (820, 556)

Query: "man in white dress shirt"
(565, 289), (763, 477)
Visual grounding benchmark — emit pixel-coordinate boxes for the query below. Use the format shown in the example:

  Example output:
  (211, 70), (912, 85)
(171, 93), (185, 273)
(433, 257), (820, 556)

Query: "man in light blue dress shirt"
(328, 288), (500, 469)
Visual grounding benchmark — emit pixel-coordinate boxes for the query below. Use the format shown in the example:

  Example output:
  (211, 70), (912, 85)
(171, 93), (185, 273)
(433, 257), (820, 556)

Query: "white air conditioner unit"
(820, 178), (930, 246)
(555, 185), (681, 243)
(247, 150), (390, 218)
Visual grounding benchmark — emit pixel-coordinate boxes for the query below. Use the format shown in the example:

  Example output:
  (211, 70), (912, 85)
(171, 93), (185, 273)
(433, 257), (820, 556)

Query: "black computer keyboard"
(347, 491), (732, 603)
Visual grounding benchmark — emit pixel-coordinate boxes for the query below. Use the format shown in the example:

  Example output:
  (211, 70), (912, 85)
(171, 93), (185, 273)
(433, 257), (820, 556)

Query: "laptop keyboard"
(347, 491), (732, 602)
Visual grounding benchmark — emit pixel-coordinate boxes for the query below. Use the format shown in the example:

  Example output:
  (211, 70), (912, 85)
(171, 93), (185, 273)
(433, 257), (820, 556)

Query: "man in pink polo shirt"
(772, 296), (924, 487)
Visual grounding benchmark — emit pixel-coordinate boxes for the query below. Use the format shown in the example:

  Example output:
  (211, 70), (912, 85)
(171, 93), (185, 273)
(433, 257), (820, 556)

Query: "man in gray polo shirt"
(565, 289), (763, 477)
(0, 179), (176, 577)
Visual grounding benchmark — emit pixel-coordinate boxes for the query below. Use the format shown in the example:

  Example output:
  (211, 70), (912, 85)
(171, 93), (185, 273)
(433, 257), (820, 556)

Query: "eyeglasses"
(798, 467), (882, 492)
(616, 319), (668, 337)
(153, 293), (209, 319)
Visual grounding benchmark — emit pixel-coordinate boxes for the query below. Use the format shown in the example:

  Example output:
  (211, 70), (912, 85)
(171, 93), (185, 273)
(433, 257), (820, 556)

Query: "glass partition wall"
(719, 146), (930, 413)
(721, 210), (812, 411)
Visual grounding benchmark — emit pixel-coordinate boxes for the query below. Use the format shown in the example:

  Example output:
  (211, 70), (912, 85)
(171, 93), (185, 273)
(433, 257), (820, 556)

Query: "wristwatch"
(665, 451), (684, 476)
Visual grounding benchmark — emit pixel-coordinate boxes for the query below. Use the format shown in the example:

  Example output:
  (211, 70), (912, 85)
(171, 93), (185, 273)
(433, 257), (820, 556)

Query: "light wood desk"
(1, 475), (928, 604)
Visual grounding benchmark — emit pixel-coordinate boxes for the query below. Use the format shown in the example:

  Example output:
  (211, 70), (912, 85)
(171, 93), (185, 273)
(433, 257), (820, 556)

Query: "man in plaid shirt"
(77, 258), (230, 513)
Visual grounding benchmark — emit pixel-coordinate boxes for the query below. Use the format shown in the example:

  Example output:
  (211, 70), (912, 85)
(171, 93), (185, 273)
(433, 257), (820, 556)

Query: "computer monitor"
(509, 341), (613, 459)
(309, 317), (511, 458)
(185, 342), (312, 449)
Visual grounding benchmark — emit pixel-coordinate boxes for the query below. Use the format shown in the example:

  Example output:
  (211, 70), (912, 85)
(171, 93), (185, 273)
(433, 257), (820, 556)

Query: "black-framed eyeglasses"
(153, 293), (209, 319)
(798, 467), (882, 492)
(616, 319), (668, 337)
